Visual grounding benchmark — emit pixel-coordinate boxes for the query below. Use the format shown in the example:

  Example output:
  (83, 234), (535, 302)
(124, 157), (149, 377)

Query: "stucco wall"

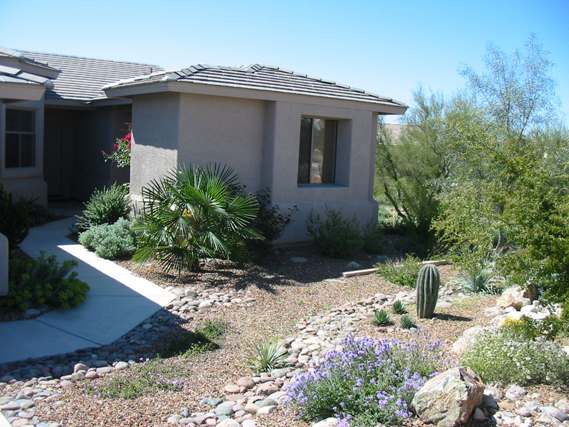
(130, 93), (379, 242)
(178, 94), (265, 192)
(0, 100), (47, 205)
(130, 93), (180, 198)
(262, 101), (378, 241)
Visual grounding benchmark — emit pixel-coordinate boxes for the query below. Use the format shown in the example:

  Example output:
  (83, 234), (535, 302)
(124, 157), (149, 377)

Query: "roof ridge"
(17, 49), (161, 69)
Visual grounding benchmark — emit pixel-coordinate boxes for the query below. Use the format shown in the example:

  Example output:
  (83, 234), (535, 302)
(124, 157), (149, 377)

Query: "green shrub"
(392, 300), (406, 315)
(1, 253), (89, 311)
(454, 260), (501, 294)
(0, 185), (32, 249)
(79, 218), (135, 260)
(363, 225), (383, 254)
(133, 165), (260, 273)
(76, 183), (130, 232)
(400, 315), (416, 329)
(376, 256), (421, 288)
(501, 315), (562, 341)
(91, 358), (185, 399)
(248, 340), (288, 373)
(461, 330), (569, 386)
(250, 189), (296, 249)
(307, 209), (364, 258)
(372, 309), (392, 326)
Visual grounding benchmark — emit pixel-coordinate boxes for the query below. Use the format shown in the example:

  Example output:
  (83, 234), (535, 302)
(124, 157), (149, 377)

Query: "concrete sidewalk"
(0, 218), (175, 364)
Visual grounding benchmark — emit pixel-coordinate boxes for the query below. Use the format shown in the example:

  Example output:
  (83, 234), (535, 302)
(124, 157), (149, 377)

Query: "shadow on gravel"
(434, 313), (472, 322)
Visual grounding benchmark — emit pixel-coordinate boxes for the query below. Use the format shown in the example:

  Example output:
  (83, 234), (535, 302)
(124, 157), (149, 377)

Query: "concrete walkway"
(0, 218), (175, 364)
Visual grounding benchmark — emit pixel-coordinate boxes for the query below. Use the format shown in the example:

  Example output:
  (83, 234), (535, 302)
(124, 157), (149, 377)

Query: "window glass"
(20, 134), (35, 167)
(6, 109), (34, 132)
(5, 133), (19, 168)
(297, 117), (338, 185)
(5, 109), (36, 168)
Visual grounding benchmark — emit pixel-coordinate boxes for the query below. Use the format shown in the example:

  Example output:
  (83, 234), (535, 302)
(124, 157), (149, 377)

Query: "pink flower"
(123, 131), (132, 143)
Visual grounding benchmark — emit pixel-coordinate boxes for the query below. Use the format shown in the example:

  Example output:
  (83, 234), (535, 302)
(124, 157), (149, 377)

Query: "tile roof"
(105, 64), (406, 108)
(0, 64), (46, 86)
(17, 50), (161, 102)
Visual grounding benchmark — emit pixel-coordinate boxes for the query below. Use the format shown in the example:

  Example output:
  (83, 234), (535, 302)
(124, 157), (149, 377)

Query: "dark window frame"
(297, 117), (338, 185)
(5, 108), (36, 169)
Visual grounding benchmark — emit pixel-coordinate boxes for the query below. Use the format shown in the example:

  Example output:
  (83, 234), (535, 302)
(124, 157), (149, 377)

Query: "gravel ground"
(34, 249), (403, 426)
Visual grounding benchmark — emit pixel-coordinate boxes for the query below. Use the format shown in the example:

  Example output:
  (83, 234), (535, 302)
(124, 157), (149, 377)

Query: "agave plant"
(133, 164), (261, 273)
(248, 340), (289, 373)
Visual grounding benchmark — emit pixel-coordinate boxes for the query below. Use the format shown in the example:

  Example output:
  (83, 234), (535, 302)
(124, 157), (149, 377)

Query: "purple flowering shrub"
(287, 335), (445, 426)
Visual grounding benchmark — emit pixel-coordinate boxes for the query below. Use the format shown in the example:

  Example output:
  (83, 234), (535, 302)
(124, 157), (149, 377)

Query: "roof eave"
(0, 81), (46, 101)
(104, 81), (407, 114)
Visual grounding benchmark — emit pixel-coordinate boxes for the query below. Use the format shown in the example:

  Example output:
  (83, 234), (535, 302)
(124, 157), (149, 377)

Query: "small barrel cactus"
(416, 263), (440, 319)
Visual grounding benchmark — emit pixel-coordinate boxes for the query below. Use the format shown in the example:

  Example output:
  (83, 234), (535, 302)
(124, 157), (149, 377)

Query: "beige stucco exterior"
(129, 88), (384, 242)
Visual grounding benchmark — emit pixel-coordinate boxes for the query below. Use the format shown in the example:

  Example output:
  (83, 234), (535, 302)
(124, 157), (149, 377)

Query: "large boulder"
(496, 285), (531, 310)
(412, 367), (484, 427)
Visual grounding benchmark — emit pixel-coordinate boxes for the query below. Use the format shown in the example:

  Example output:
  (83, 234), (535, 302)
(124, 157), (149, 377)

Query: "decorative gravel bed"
(3, 250), (567, 427)
(0, 249), (394, 426)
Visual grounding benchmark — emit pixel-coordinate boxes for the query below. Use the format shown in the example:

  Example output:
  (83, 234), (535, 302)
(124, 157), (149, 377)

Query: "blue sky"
(1, 0), (568, 123)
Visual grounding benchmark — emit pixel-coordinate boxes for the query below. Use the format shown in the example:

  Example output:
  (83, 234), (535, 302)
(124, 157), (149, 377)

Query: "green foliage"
(376, 89), (449, 238)
(1, 253), (89, 311)
(306, 209), (364, 258)
(0, 185), (32, 249)
(76, 183), (130, 232)
(248, 340), (288, 373)
(461, 330), (569, 386)
(79, 218), (135, 260)
(501, 315), (562, 341)
(159, 320), (226, 358)
(372, 309), (392, 326)
(133, 164), (260, 273)
(454, 260), (501, 294)
(362, 225), (383, 254)
(91, 359), (185, 399)
(249, 189), (296, 251)
(392, 300), (406, 315)
(376, 256), (421, 288)
(400, 315), (415, 329)
(416, 263), (440, 319)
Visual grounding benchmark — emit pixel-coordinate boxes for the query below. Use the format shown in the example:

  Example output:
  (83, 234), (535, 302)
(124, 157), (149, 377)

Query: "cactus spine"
(416, 263), (440, 319)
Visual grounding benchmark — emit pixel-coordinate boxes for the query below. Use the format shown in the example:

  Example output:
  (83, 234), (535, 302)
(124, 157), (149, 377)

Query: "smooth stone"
(541, 406), (569, 422)
(312, 418), (339, 427)
(114, 361), (129, 370)
(73, 363), (88, 373)
(256, 405), (276, 415)
(217, 420), (240, 427)
(215, 401), (236, 416)
(241, 421), (257, 427)
(505, 385), (526, 400)
(223, 384), (240, 394)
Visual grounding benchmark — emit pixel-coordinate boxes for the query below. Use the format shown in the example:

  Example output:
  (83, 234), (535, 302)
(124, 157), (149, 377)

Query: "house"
(0, 47), (159, 204)
(1, 48), (406, 241)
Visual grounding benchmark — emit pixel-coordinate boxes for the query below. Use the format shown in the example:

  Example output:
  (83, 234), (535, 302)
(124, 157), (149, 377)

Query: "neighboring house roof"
(17, 50), (161, 102)
(104, 64), (406, 109)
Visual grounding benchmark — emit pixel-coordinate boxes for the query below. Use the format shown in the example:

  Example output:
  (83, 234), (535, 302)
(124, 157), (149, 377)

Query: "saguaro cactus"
(416, 263), (440, 319)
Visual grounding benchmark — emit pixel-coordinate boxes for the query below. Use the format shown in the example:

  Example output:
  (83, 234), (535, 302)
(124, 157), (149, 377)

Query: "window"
(298, 117), (338, 184)
(5, 109), (35, 168)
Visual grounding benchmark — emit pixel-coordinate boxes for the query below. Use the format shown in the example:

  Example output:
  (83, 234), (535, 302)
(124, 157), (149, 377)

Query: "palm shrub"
(133, 165), (260, 273)
(76, 183), (130, 232)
